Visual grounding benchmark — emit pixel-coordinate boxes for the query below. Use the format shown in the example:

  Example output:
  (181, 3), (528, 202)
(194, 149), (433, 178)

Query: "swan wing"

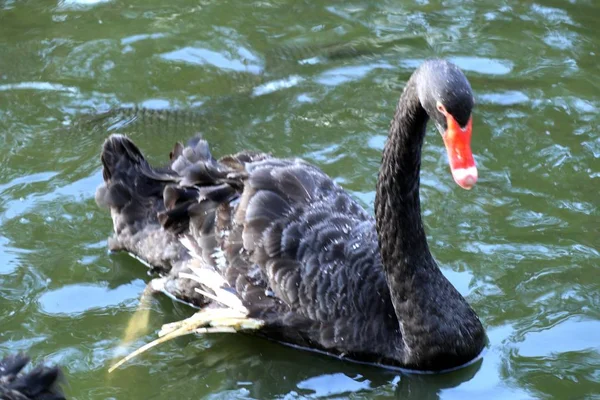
(97, 134), (397, 359)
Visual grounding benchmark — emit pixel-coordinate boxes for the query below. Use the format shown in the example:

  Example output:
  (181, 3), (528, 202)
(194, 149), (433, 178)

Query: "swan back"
(97, 134), (403, 362)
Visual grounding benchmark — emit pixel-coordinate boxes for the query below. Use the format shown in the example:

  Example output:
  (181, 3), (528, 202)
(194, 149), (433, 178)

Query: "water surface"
(0, 0), (598, 398)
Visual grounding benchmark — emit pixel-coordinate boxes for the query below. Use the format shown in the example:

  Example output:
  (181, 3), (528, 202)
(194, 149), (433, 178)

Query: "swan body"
(96, 59), (486, 372)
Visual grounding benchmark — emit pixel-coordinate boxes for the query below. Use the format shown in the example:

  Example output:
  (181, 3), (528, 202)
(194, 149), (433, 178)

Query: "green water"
(1, 0), (598, 398)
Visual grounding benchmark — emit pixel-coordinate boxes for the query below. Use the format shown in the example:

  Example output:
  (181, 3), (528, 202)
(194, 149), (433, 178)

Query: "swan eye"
(436, 101), (447, 115)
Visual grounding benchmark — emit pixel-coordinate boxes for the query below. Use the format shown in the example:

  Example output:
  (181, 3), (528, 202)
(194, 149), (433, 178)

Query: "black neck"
(375, 77), (434, 271)
(374, 76), (485, 370)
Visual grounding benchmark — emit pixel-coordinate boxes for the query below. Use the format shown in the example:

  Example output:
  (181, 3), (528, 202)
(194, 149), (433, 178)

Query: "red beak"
(441, 115), (477, 190)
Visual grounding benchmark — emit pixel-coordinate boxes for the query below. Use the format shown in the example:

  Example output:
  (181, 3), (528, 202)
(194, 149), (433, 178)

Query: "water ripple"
(160, 47), (263, 74)
(0, 0), (598, 398)
(0, 82), (79, 93)
(38, 281), (145, 315)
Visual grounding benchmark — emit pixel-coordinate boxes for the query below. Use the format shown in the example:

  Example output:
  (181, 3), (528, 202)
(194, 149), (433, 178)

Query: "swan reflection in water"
(147, 332), (483, 399)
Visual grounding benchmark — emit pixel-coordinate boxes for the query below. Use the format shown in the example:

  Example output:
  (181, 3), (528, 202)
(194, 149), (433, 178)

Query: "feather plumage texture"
(97, 60), (486, 372)
(0, 353), (65, 400)
(97, 134), (401, 363)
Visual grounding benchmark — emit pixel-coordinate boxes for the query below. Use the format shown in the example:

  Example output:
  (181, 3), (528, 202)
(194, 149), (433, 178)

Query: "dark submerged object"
(0, 353), (65, 400)
(79, 36), (416, 134)
(96, 59), (486, 372)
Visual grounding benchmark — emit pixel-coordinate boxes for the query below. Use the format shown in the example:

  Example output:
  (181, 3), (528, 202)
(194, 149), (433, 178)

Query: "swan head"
(416, 60), (477, 190)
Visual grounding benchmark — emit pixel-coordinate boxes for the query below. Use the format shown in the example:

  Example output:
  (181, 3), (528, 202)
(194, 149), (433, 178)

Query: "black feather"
(97, 59), (486, 372)
(0, 353), (65, 400)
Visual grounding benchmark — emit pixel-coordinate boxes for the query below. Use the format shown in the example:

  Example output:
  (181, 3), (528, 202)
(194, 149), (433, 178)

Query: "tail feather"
(98, 134), (299, 371)
(96, 134), (246, 305)
(95, 134), (187, 273)
(100, 134), (145, 180)
(163, 185), (198, 211)
(0, 353), (65, 400)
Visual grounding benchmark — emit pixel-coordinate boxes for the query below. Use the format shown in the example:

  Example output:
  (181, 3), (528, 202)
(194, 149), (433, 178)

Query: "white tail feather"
(187, 264), (228, 289)
(107, 236), (263, 373)
(177, 236), (246, 313)
(180, 235), (201, 258)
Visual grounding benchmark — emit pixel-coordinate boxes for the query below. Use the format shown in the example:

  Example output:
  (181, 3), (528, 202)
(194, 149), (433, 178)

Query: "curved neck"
(374, 76), (485, 370)
(375, 77), (434, 271)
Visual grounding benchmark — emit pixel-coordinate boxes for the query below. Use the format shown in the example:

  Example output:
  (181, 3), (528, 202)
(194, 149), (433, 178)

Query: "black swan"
(96, 59), (486, 372)
(0, 353), (65, 400)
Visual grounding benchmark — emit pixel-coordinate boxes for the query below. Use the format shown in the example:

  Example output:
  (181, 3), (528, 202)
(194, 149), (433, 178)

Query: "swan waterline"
(97, 59), (486, 373)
